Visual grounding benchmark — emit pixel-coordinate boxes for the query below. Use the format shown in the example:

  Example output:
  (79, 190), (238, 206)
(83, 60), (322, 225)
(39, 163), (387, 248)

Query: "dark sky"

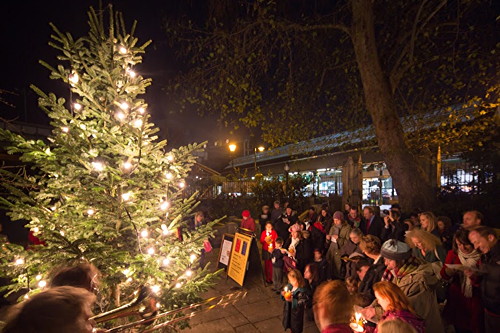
(0, 0), (219, 147)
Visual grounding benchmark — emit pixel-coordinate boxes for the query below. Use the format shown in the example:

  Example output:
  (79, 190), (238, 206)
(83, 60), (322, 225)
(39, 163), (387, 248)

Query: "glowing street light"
(228, 143), (237, 152)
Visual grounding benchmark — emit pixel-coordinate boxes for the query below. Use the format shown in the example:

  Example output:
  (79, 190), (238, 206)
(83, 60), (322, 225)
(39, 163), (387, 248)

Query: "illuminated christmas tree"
(0, 5), (219, 322)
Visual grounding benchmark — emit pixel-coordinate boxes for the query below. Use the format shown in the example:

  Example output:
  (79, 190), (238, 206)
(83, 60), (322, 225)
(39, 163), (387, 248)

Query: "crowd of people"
(250, 201), (499, 333)
(0, 202), (498, 333)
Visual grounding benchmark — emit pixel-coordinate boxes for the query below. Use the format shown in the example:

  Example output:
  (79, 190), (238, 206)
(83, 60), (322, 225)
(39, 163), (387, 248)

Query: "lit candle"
(349, 312), (364, 332)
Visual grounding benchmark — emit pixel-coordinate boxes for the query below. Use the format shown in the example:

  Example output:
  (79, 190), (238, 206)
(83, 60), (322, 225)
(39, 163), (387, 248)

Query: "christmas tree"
(0, 4), (219, 324)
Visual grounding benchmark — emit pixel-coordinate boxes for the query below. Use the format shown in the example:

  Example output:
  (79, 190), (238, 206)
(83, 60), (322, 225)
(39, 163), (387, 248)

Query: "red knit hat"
(242, 210), (251, 217)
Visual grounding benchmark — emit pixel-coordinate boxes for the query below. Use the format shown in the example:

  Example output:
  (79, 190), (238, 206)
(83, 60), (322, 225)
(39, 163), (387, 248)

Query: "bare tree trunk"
(351, 0), (437, 211)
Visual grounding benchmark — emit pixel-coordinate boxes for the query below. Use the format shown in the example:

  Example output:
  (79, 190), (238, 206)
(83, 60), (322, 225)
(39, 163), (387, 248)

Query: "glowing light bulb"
(126, 277), (133, 283)
(74, 103), (82, 111)
(35, 274), (42, 281)
(119, 46), (127, 54)
(38, 280), (47, 288)
(165, 172), (173, 180)
(156, 302), (161, 309)
(87, 208), (95, 216)
(147, 247), (155, 255)
(133, 119), (143, 128)
(151, 285), (161, 294)
(123, 268), (131, 276)
(162, 228), (170, 236)
(69, 72), (79, 84)
(33, 227), (40, 233)
(60, 230), (65, 236)
(178, 181), (185, 189)
(166, 154), (174, 162)
(160, 201), (170, 211)
(121, 192), (132, 201)
(162, 258), (170, 266)
(185, 269), (193, 277)
(15, 258), (25, 265)
(140, 229), (149, 238)
(138, 107), (145, 114)
(127, 69), (136, 78)
(175, 282), (182, 289)
(51, 206), (56, 211)
(92, 161), (104, 172)
(189, 254), (197, 263)
(62, 126), (69, 133)
(122, 161), (132, 170)
(115, 111), (126, 121)
(24, 294), (29, 300)
(119, 102), (129, 110)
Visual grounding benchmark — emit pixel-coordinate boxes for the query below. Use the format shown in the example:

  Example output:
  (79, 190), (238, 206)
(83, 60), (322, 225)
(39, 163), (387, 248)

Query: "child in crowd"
(345, 276), (360, 295)
(260, 221), (278, 284)
(304, 263), (320, 322)
(313, 248), (329, 283)
(240, 210), (256, 232)
(281, 269), (309, 333)
(271, 238), (285, 293)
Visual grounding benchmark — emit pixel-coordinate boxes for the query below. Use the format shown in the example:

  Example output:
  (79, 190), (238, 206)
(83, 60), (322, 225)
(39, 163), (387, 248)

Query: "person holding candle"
(312, 280), (353, 333)
(373, 281), (425, 333)
(281, 269), (309, 333)
(240, 210), (256, 232)
(260, 221), (278, 284)
(377, 239), (444, 333)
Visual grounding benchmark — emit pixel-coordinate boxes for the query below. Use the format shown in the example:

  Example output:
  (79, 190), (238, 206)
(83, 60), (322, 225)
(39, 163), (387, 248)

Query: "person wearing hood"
(364, 239), (444, 333)
(325, 211), (351, 279)
(240, 210), (256, 232)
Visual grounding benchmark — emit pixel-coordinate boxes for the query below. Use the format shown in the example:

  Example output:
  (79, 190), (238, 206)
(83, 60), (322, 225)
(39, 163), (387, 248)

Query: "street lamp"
(228, 143), (237, 172)
(253, 146), (265, 172)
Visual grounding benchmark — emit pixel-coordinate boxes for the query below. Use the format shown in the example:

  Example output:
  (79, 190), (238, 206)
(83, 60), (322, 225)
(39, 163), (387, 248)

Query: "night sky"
(0, 0), (219, 147)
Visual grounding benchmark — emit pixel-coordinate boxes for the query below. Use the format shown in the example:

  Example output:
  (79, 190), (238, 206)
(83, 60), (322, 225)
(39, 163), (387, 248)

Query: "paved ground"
(183, 249), (320, 333)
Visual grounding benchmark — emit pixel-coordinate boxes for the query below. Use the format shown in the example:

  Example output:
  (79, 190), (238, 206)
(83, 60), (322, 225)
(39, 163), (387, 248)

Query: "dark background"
(0, 0), (220, 147)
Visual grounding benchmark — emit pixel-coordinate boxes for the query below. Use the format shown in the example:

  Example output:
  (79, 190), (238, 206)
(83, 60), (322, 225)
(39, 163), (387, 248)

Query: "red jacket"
(260, 230), (278, 252)
(240, 217), (256, 232)
(440, 249), (483, 333)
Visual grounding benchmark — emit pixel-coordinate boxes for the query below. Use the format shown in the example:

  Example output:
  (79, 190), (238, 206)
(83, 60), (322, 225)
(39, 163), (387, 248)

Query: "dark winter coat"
(480, 242), (500, 315)
(358, 256), (385, 303)
(271, 248), (285, 269)
(339, 239), (363, 279)
(283, 238), (307, 272)
(282, 284), (309, 333)
(380, 220), (408, 242)
(360, 215), (383, 239)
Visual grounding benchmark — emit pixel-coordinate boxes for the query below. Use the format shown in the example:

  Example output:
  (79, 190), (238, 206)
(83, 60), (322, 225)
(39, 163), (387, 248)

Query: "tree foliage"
(165, 0), (498, 151)
(0, 5), (219, 326)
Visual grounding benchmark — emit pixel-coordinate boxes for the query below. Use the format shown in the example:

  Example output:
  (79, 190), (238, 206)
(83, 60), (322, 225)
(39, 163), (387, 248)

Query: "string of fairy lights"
(13, 44), (198, 301)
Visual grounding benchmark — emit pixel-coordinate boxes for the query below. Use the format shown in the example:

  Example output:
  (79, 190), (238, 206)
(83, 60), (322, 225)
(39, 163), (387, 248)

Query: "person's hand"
(280, 248), (287, 254)
(326, 234), (331, 240)
(332, 235), (339, 240)
(464, 268), (475, 278)
(384, 215), (391, 226)
(360, 306), (376, 320)
(444, 267), (456, 276)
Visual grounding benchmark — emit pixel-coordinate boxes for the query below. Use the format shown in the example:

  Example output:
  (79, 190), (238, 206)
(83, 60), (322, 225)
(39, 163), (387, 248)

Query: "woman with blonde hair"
(406, 228), (446, 264)
(373, 281), (425, 333)
(418, 211), (440, 237)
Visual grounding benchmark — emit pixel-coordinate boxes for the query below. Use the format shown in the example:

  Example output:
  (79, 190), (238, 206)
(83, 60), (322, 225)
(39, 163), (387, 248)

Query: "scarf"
(457, 249), (481, 297)
(382, 256), (421, 282)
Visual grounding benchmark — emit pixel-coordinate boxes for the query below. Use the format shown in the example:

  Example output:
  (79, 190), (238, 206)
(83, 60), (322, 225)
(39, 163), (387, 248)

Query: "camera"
(382, 209), (390, 215)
